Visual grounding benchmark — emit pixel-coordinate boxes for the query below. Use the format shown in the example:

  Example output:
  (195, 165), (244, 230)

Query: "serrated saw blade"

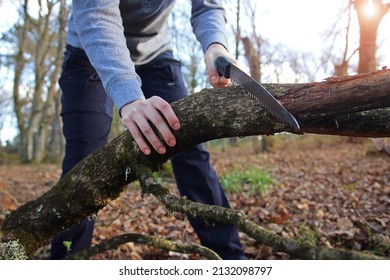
(216, 57), (300, 131)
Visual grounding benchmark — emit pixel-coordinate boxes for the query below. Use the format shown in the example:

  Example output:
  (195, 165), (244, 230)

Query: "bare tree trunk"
(13, 0), (30, 162)
(242, 36), (270, 153)
(30, 1), (55, 162)
(11, 0), (67, 163)
(169, 2), (207, 93)
(186, 42), (204, 95)
(354, 0), (390, 150)
(226, 0), (242, 60)
(28, 1), (54, 161)
(2, 69), (390, 258)
(228, 0), (242, 147)
(354, 0), (390, 73)
(334, 1), (355, 77)
(242, 37), (261, 82)
(35, 0), (67, 162)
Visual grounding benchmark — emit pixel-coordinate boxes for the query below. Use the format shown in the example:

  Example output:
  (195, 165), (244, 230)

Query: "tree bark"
(2, 69), (390, 258)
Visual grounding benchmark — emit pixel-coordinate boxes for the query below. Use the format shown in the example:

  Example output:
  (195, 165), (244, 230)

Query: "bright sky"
(257, 0), (390, 67)
(257, 0), (344, 49)
(0, 0), (389, 143)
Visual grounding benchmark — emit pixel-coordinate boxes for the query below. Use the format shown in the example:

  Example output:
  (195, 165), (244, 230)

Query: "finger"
(147, 110), (177, 147)
(150, 96), (180, 131)
(207, 67), (221, 87)
(126, 121), (151, 155)
(216, 75), (230, 88)
(204, 54), (232, 88)
(209, 72), (230, 88)
(134, 116), (166, 154)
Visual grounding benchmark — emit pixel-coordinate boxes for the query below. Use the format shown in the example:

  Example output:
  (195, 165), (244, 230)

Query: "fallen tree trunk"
(1, 69), (390, 258)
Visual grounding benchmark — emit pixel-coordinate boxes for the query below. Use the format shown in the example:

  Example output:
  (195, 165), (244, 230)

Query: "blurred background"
(0, 0), (389, 163)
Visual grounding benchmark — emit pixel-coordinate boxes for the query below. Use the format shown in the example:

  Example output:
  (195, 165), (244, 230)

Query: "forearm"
(191, 0), (229, 52)
(72, 0), (144, 110)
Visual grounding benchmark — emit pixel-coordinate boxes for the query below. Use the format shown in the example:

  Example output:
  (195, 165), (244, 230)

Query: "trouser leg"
(171, 145), (245, 259)
(50, 45), (113, 259)
(50, 112), (112, 259)
(137, 52), (246, 259)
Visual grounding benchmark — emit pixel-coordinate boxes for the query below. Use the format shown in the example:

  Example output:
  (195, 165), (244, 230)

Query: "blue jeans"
(50, 45), (246, 260)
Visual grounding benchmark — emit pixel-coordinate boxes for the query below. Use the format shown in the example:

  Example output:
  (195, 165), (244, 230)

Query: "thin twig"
(69, 233), (221, 260)
(0, 189), (21, 206)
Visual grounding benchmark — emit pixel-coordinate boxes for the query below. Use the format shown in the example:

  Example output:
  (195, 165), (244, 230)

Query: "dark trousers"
(50, 46), (245, 260)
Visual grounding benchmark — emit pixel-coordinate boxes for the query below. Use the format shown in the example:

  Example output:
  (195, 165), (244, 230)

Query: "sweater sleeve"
(190, 0), (229, 52)
(72, 0), (144, 111)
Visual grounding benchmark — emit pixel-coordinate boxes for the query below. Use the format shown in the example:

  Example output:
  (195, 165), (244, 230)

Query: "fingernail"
(158, 147), (166, 154)
(143, 148), (151, 155)
(168, 139), (176, 147)
(173, 122), (180, 130)
(211, 76), (218, 83)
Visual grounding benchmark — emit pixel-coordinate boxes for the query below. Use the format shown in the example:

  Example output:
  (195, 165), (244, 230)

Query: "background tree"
(11, 0), (30, 161)
(0, 58), (13, 145)
(354, 0), (390, 73)
(3, 0), (68, 163)
(240, 0), (269, 152)
(354, 0), (390, 151)
(169, 0), (207, 94)
(33, 0), (67, 162)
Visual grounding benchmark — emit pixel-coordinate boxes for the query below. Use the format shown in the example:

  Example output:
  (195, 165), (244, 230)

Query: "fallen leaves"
(210, 135), (390, 258)
(0, 135), (389, 259)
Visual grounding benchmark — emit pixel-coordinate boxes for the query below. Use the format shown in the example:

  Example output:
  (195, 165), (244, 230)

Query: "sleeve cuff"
(107, 78), (145, 114)
(201, 33), (229, 53)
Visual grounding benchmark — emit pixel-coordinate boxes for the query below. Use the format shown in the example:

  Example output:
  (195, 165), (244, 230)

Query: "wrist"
(119, 99), (141, 118)
(207, 42), (228, 52)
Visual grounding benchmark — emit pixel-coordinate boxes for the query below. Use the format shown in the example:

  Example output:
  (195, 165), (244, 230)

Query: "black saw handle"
(215, 56), (232, 79)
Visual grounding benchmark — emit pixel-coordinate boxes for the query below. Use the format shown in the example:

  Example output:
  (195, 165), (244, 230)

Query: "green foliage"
(62, 241), (72, 254)
(220, 167), (274, 195)
(158, 161), (174, 178)
(153, 161), (175, 185)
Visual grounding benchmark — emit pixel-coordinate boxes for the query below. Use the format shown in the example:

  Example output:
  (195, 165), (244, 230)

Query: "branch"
(1, 70), (390, 258)
(69, 233), (222, 260)
(137, 170), (385, 260)
(370, 138), (390, 157)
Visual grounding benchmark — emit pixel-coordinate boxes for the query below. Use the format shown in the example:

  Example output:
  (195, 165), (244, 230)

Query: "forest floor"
(0, 134), (389, 260)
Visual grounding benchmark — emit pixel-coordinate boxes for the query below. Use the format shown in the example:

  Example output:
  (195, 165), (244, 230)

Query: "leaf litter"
(0, 135), (389, 259)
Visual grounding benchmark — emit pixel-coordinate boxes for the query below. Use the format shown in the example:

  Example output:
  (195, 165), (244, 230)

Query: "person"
(50, 0), (247, 260)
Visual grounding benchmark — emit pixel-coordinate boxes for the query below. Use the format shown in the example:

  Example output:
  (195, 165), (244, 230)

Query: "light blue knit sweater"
(67, 0), (228, 111)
